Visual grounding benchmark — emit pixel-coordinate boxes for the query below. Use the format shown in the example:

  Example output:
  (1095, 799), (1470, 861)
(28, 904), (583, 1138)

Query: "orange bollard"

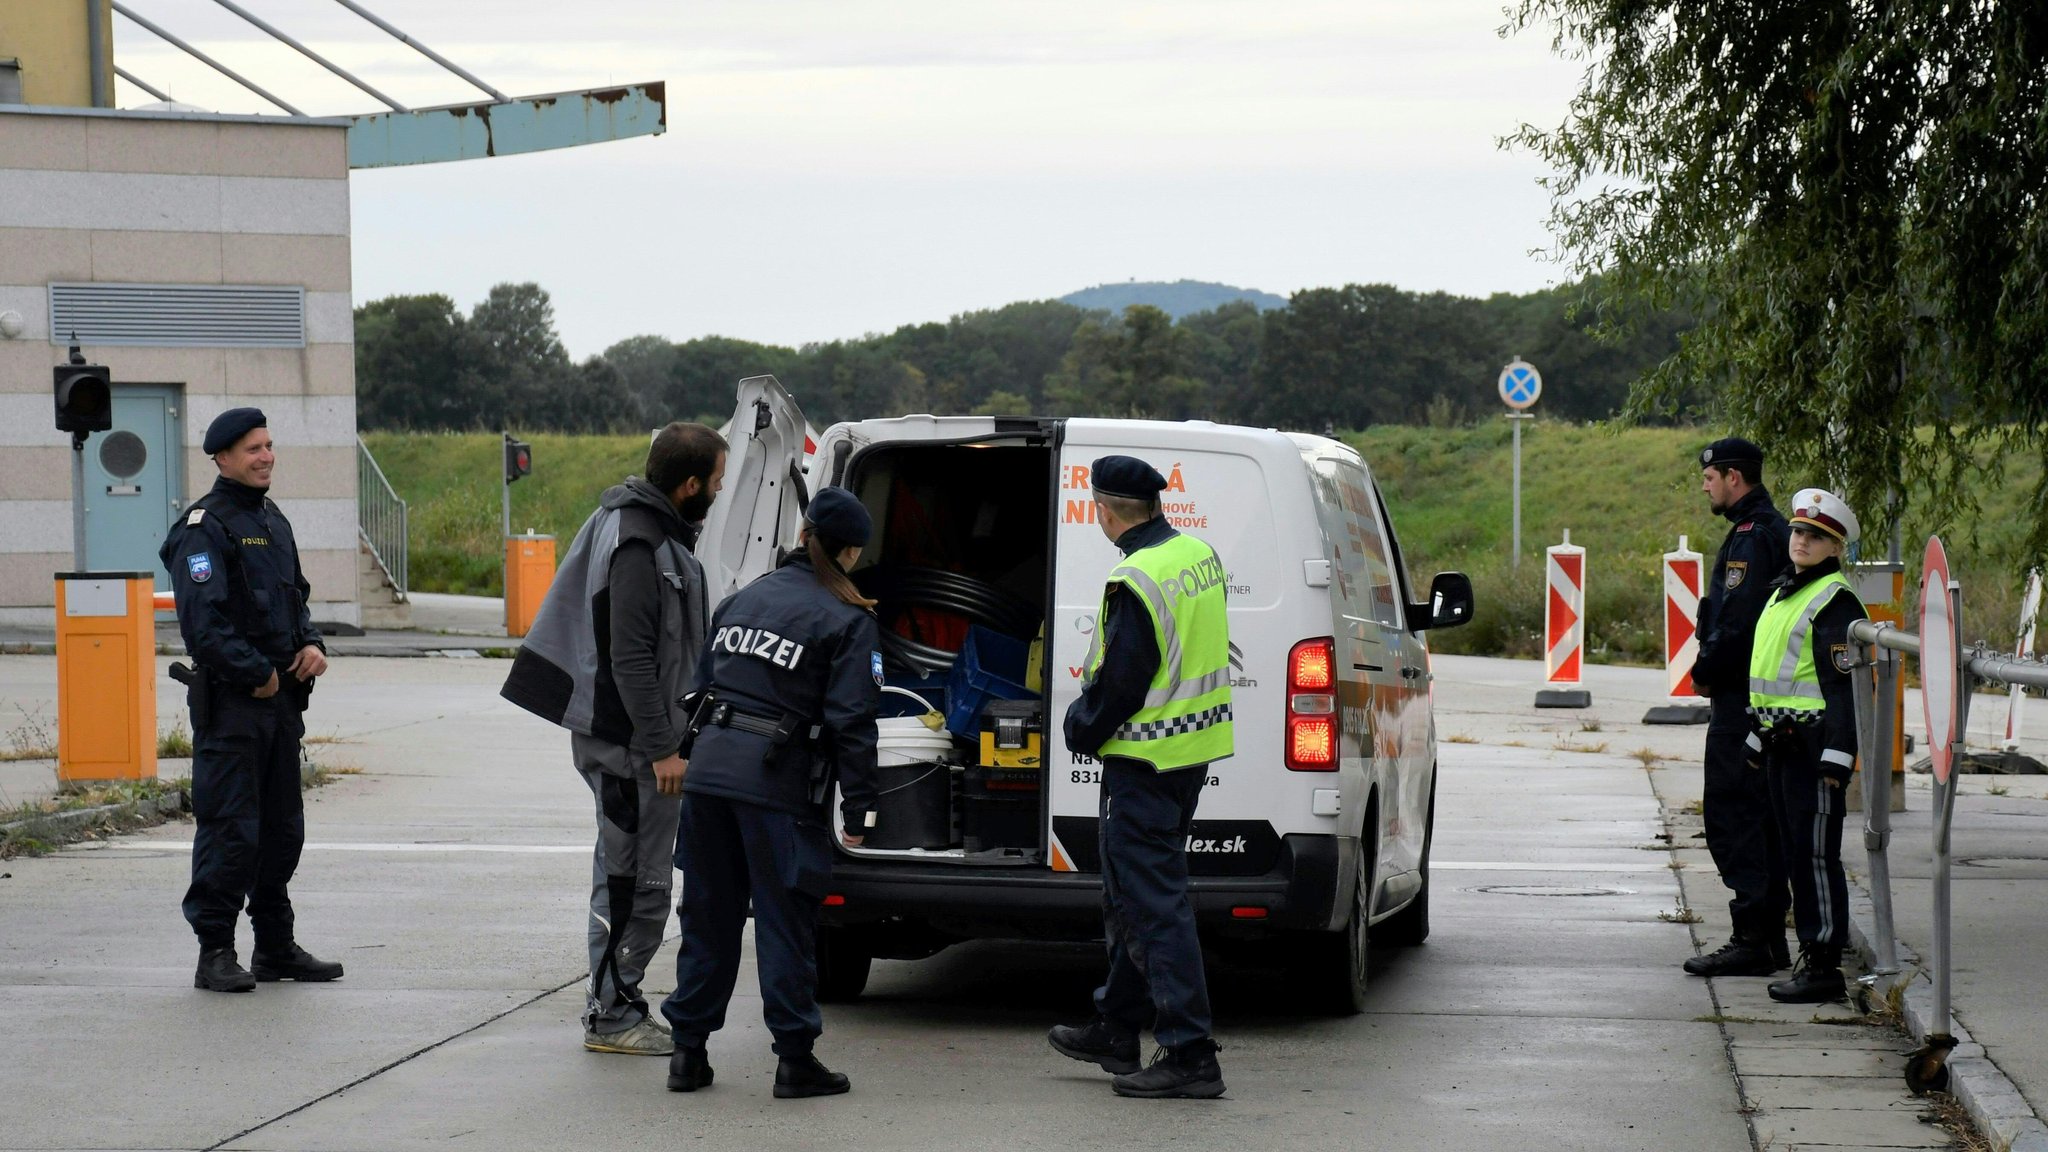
(55, 572), (158, 782)
(504, 534), (556, 638)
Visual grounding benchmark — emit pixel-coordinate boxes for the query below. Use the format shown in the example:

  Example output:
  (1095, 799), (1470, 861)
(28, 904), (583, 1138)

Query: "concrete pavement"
(0, 649), (2036, 1149)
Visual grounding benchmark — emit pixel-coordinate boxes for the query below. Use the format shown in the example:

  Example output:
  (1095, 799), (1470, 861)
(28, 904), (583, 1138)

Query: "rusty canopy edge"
(344, 82), (667, 169)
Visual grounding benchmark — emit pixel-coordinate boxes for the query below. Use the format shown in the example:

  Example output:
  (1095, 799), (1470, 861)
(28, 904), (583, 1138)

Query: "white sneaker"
(583, 1017), (675, 1055)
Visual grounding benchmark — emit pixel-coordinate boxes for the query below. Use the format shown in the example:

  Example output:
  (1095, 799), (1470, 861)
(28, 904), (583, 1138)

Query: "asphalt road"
(1, 651), (2034, 1150)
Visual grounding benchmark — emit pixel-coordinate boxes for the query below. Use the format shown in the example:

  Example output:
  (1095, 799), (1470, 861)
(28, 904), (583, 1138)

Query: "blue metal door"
(83, 385), (183, 590)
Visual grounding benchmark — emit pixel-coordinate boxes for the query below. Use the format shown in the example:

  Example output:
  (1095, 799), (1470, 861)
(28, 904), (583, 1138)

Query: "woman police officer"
(1745, 488), (1868, 1004)
(659, 487), (884, 1098)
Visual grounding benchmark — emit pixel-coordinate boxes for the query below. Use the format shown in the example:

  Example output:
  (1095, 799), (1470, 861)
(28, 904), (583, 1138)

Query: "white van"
(697, 377), (1474, 1013)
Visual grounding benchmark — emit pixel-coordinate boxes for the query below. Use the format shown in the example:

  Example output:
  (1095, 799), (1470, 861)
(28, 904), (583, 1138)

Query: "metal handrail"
(355, 436), (408, 602)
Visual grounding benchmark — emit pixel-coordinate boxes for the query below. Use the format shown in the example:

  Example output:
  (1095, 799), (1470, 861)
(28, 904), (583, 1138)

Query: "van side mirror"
(1410, 571), (1474, 631)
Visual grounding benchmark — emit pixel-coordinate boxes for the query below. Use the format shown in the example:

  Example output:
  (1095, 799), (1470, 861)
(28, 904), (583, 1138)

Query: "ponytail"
(804, 526), (876, 609)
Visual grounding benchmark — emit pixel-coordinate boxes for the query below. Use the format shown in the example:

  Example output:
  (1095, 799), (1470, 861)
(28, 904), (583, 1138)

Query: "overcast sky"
(110, 0), (1584, 357)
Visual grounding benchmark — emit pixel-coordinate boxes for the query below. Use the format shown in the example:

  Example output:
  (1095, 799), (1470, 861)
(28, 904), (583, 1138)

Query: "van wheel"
(1376, 778), (1434, 947)
(815, 926), (872, 1002)
(1295, 834), (1373, 1015)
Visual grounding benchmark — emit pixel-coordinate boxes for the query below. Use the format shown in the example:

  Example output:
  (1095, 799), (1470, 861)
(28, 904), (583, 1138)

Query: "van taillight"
(1286, 637), (1337, 771)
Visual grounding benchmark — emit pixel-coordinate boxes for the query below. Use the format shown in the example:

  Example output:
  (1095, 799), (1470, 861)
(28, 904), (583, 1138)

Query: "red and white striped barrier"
(1664, 536), (1703, 697)
(1644, 536), (1712, 724)
(2005, 568), (2041, 752)
(1536, 531), (1591, 707)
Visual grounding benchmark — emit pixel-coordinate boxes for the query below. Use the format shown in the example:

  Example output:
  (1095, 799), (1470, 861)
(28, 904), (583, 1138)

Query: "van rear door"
(697, 375), (809, 615)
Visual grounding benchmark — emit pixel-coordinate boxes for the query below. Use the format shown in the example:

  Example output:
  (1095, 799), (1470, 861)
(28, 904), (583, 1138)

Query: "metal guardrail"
(1848, 609), (2048, 1091)
(355, 436), (408, 602)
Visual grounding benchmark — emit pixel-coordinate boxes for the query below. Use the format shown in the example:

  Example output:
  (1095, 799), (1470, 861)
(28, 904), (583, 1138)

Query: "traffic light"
(53, 346), (111, 435)
(504, 434), (532, 483)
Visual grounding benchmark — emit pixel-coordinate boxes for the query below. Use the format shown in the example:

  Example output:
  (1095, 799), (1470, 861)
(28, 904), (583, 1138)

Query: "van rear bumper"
(820, 833), (1345, 940)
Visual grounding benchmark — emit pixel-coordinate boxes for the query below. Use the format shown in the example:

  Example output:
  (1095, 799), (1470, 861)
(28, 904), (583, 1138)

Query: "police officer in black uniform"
(160, 408), (342, 993)
(660, 487), (883, 1099)
(1684, 437), (1795, 977)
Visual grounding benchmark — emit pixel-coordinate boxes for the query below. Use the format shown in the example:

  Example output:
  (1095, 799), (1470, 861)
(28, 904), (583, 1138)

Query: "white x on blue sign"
(1499, 359), (1543, 410)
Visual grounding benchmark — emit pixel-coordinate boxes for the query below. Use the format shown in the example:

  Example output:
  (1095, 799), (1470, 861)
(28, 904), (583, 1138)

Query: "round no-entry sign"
(1920, 536), (1958, 785)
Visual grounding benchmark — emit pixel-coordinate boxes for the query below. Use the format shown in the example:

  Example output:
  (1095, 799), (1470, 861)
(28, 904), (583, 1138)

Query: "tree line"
(354, 280), (1694, 434)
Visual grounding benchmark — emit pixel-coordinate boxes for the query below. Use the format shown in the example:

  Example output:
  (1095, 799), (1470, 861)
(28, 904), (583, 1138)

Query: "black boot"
(195, 946), (256, 993)
(666, 1045), (714, 1092)
(1111, 1041), (1225, 1100)
(1048, 1016), (1141, 1074)
(773, 1053), (850, 1099)
(251, 943), (344, 982)
(1682, 933), (1779, 977)
(1768, 944), (1847, 1003)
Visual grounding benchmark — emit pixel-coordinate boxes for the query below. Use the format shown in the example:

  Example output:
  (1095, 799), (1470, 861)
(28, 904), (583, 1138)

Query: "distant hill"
(1060, 279), (1289, 320)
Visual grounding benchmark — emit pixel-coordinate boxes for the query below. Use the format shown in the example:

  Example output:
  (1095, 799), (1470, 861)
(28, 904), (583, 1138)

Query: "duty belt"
(704, 699), (820, 745)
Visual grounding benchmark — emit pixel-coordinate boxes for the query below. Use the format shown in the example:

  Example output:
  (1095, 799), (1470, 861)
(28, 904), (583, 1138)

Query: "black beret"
(203, 407), (268, 455)
(1091, 455), (1167, 499)
(1698, 436), (1763, 472)
(806, 486), (872, 548)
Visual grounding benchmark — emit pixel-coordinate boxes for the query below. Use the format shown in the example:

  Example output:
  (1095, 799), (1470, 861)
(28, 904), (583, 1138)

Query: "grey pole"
(501, 433), (513, 541)
(86, 0), (110, 107)
(1933, 579), (1965, 1038)
(329, 0), (509, 102)
(205, 0), (408, 111)
(110, 2), (306, 115)
(113, 65), (172, 103)
(71, 435), (88, 571)
(1860, 639), (1900, 974)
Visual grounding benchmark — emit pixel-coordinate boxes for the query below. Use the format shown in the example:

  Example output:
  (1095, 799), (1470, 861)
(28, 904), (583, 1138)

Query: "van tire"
(1294, 826), (1374, 1015)
(1376, 775), (1434, 947)
(816, 926), (872, 1002)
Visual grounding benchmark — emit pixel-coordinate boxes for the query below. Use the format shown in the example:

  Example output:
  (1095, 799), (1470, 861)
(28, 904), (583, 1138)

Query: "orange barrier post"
(1536, 531), (1591, 708)
(504, 534), (556, 638)
(55, 572), (158, 783)
(1644, 536), (1710, 724)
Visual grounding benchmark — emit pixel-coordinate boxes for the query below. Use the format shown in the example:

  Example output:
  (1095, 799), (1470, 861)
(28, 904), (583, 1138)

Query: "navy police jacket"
(680, 554), (882, 836)
(1693, 486), (1791, 697)
(159, 476), (323, 694)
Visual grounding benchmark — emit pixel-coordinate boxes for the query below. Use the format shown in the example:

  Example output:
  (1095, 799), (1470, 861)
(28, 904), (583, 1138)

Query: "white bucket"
(876, 686), (956, 767)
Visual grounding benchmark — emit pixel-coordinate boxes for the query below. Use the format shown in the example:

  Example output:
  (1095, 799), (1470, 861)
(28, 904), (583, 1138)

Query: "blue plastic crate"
(944, 626), (1036, 738)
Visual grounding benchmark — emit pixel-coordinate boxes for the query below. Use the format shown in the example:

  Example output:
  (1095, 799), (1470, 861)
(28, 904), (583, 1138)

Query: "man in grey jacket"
(501, 422), (725, 1055)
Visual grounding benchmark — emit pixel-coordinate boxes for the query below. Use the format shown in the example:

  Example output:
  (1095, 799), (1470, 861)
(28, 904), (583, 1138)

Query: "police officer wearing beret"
(159, 408), (341, 993)
(1683, 437), (1794, 979)
(1049, 456), (1232, 1100)
(661, 487), (884, 1099)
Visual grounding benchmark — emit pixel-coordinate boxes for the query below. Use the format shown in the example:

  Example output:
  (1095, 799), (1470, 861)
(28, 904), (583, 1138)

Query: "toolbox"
(978, 698), (1043, 768)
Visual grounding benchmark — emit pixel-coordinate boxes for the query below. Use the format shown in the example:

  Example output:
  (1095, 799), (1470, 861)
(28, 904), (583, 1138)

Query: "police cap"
(1698, 437), (1763, 474)
(1789, 488), (1860, 546)
(203, 407), (268, 455)
(1091, 455), (1167, 500)
(806, 486), (872, 548)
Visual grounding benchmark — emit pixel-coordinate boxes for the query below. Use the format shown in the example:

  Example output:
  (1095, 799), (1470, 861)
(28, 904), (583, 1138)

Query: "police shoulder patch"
(1737, 521), (1755, 533)
(186, 508), (205, 526)
(1724, 560), (1748, 590)
(1831, 643), (1854, 673)
(872, 651), (885, 687)
(187, 552), (213, 583)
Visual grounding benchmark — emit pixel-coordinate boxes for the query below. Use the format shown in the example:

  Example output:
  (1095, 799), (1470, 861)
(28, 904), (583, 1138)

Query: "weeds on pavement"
(1658, 907), (1703, 924)
(157, 720), (192, 759)
(0, 779), (186, 859)
(1, 707), (57, 762)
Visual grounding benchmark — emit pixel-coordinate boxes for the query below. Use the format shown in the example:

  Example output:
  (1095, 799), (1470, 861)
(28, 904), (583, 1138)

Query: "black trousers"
(1094, 759), (1212, 1051)
(183, 691), (305, 950)
(662, 792), (834, 1056)
(1702, 694), (1789, 935)
(1767, 728), (1850, 950)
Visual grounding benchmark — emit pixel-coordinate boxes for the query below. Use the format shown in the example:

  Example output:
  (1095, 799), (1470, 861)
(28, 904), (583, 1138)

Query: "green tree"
(1045, 305), (1211, 419)
(1507, 1), (2048, 557)
(354, 294), (468, 429)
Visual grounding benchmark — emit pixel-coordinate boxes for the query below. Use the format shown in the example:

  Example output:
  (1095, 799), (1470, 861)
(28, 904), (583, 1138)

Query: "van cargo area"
(836, 439), (1054, 867)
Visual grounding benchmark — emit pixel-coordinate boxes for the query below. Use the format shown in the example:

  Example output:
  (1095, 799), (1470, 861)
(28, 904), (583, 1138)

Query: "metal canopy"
(107, 1), (665, 167)
(345, 82), (667, 169)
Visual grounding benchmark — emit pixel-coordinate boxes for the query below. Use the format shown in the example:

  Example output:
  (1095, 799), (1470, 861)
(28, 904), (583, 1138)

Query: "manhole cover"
(1467, 884), (1636, 897)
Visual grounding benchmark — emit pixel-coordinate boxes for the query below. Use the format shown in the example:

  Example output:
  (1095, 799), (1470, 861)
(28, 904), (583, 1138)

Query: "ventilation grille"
(49, 283), (306, 348)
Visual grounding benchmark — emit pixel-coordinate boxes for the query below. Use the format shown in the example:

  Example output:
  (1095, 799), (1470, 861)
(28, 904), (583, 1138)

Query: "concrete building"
(0, 103), (363, 627)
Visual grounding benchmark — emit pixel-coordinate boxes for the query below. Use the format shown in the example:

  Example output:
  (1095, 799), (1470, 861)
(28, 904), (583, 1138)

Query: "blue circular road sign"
(1499, 358), (1542, 410)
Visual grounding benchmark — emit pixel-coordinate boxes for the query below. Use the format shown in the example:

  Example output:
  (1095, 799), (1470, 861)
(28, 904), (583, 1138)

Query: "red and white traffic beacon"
(1536, 530), (1592, 708)
(1645, 535), (1711, 724)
